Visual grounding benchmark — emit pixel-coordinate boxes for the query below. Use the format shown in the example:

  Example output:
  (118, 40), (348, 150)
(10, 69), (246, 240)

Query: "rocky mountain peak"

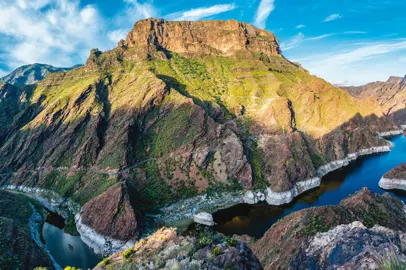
(123, 18), (281, 57)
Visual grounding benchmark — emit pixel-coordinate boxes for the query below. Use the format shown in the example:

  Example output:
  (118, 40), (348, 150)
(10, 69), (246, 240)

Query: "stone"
(193, 212), (216, 226)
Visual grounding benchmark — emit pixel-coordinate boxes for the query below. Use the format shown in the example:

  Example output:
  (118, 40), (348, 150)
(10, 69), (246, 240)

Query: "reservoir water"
(213, 134), (406, 238)
(42, 212), (100, 269)
(41, 134), (406, 267)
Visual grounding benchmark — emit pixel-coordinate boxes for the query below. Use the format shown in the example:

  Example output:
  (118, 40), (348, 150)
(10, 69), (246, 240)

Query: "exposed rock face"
(251, 188), (406, 269)
(379, 162), (406, 190)
(124, 18), (281, 58)
(94, 227), (262, 270)
(291, 221), (406, 269)
(0, 63), (80, 85)
(81, 182), (139, 241)
(343, 75), (406, 126)
(0, 19), (399, 248)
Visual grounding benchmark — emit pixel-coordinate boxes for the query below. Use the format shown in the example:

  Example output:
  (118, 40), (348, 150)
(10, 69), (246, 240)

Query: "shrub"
(99, 257), (110, 267)
(199, 236), (213, 246)
(372, 244), (406, 270)
(225, 236), (238, 247)
(123, 247), (135, 259)
(213, 247), (221, 256)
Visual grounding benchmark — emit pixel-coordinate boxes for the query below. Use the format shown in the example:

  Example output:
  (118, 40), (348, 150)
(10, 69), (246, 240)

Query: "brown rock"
(251, 188), (406, 270)
(81, 182), (140, 241)
(125, 18), (281, 58)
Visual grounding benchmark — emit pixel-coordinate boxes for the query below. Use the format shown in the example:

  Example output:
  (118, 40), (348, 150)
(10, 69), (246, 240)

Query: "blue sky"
(0, 0), (405, 85)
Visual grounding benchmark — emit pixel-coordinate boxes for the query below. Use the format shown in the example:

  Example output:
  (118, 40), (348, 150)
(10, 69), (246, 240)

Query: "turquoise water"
(42, 213), (100, 269)
(214, 134), (406, 238)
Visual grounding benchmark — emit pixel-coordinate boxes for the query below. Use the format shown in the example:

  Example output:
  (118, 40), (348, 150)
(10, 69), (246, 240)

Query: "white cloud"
(295, 40), (406, 85)
(344, 31), (367, 34)
(323, 14), (343, 22)
(108, 29), (129, 43)
(306, 33), (336, 41)
(281, 31), (368, 51)
(296, 24), (306, 29)
(253, 0), (275, 29)
(400, 56), (406, 62)
(0, 0), (107, 69)
(280, 33), (305, 51)
(166, 4), (236, 21)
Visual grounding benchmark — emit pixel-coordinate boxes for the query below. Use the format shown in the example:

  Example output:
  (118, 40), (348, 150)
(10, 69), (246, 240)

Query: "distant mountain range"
(0, 63), (82, 85)
(342, 75), (406, 126)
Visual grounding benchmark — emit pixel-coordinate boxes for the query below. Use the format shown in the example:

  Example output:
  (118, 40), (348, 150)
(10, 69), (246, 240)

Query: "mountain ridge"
(0, 18), (400, 255)
(0, 63), (82, 85)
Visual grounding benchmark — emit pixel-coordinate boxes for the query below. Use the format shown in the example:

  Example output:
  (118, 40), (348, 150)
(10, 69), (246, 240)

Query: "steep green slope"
(0, 191), (52, 269)
(0, 19), (397, 244)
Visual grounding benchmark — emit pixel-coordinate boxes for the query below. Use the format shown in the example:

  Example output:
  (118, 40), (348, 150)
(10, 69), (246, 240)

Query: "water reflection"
(43, 212), (101, 269)
(214, 135), (406, 238)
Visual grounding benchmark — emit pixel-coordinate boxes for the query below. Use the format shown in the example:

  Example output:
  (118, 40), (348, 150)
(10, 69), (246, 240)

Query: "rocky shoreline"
(0, 185), (134, 256)
(0, 136), (399, 254)
(159, 144), (394, 224)
(28, 203), (63, 270)
(379, 177), (406, 190)
(379, 161), (406, 191)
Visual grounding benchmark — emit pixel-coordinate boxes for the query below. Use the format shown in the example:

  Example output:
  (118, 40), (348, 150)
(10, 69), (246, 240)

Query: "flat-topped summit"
(123, 18), (281, 57)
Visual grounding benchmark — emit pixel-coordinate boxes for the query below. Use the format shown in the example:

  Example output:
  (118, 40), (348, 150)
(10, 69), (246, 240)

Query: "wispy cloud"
(166, 4), (236, 21)
(344, 31), (367, 34)
(400, 56), (406, 62)
(280, 33), (305, 51)
(281, 31), (366, 51)
(296, 24), (306, 29)
(306, 33), (336, 41)
(296, 40), (406, 85)
(253, 0), (275, 29)
(323, 13), (343, 22)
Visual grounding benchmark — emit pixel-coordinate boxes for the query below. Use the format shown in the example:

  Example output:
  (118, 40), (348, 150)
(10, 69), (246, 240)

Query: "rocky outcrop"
(124, 18), (281, 58)
(251, 188), (406, 269)
(0, 19), (400, 252)
(193, 212), (216, 226)
(79, 182), (139, 255)
(379, 162), (406, 190)
(0, 63), (80, 85)
(94, 227), (262, 270)
(291, 221), (406, 269)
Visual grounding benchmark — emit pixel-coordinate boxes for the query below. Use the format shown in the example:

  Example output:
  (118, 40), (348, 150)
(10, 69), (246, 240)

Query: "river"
(213, 134), (406, 238)
(42, 212), (100, 269)
(41, 134), (406, 267)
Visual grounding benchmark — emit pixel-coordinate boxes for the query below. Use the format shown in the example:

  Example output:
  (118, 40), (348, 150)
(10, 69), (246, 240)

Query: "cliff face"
(124, 18), (281, 58)
(0, 19), (398, 244)
(343, 75), (406, 125)
(251, 188), (406, 269)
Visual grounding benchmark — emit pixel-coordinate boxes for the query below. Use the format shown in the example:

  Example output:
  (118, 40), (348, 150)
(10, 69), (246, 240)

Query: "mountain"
(342, 75), (406, 126)
(0, 63), (81, 85)
(0, 19), (398, 253)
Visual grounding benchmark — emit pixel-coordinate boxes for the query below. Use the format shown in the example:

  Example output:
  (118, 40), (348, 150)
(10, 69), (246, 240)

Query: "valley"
(0, 18), (405, 269)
